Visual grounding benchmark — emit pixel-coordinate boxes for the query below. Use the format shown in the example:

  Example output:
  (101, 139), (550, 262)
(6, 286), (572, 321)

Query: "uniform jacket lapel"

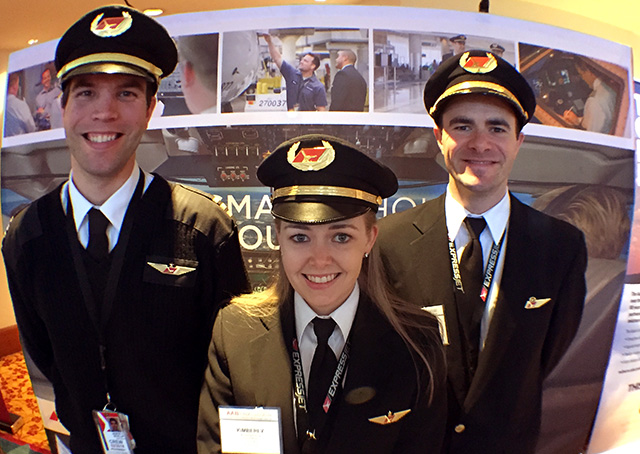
(249, 307), (300, 454)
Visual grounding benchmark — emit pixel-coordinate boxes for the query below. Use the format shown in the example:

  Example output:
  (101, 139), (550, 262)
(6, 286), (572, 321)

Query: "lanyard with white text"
(290, 334), (351, 445)
(448, 231), (505, 302)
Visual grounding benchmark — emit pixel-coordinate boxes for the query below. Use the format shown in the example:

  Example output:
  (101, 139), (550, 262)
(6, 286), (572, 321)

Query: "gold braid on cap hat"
(430, 81), (528, 121)
(57, 52), (163, 84)
(272, 185), (382, 205)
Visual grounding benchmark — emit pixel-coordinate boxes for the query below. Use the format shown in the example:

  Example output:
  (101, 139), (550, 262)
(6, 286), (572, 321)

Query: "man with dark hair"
(2, 6), (250, 454)
(563, 60), (616, 134)
(263, 33), (327, 111)
(329, 49), (367, 112)
(377, 50), (587, 454)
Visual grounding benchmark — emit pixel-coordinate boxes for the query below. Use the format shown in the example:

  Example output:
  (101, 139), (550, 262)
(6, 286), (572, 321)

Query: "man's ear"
(145, 95), (157, 121)
(433, 125), (443, 144)
(182, 62), (195, 87)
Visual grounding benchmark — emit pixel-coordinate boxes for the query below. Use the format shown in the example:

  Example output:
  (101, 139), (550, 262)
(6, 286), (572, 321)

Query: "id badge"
(92, 410), (136, 454)
(219, 406), (282, 454)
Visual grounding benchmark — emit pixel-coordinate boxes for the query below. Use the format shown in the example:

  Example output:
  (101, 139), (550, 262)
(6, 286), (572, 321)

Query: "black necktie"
(87, 208), (110, 261)
(308, 317), (337, 429)
(459, 216), (486, 370)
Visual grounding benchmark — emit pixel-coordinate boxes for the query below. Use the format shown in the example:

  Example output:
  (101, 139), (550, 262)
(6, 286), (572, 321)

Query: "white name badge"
(422, 305), (449, 345)
(219, 406), (282, 454)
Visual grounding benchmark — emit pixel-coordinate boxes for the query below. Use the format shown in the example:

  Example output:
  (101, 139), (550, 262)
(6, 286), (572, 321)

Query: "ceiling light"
(28, 39), (39, 45)
(144, 8), (164, 16)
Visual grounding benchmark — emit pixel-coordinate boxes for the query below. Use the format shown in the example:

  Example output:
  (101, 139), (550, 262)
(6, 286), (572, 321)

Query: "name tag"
(422, 305), (449, 345)
(219, 406), (282, 454)
(92, 410), (135, 454)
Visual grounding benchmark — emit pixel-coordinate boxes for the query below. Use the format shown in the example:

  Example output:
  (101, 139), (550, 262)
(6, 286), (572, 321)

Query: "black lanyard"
(64, 169), (145, 409)
(290, 328), (351, 445)
(448, 229), (505, 302)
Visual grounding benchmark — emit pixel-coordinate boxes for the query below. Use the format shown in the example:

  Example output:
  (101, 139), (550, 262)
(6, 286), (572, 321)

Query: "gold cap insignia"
(459, 52), (498, 74)
(368, 409), (411, 425)
(287, 140), (335, 171)
(91, 11), (133, 38)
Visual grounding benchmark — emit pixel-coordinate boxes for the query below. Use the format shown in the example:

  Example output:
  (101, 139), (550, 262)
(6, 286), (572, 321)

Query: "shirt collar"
(65, 165), (142, 232)
(294, 282), (360, 342)
(445, 187), (510, 244)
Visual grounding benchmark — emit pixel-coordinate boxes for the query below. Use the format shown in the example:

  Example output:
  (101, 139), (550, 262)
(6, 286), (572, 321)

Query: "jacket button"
(454, 424), (466, 433)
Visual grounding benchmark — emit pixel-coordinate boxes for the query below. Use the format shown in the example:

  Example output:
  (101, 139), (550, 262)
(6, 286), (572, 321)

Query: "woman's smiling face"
(277, 213), (377, 315)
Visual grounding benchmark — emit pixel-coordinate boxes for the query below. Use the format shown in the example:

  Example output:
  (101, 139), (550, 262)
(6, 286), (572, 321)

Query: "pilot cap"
(55, 6), (177, 88)
(449, 35), (467, 43)
(424, 50), (536, 128)
(257, 134), (398, 224)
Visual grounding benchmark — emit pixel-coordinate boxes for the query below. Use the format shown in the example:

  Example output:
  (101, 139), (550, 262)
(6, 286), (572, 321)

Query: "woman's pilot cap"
(55, 5), (177, 89)
(257, 134), (398, 224)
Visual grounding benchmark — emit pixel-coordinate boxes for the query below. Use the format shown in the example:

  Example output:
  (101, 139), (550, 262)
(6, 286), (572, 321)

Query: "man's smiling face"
(63, 73), (155, 187)
(435, 93), (524, 210)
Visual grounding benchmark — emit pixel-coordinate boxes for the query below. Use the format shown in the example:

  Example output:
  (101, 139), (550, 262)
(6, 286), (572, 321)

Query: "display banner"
(586, 84), (640, 454)
(1, 6), (636, 454)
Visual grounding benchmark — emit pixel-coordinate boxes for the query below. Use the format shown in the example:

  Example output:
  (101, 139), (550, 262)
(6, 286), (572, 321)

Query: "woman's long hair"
(229, 210), (443, 402)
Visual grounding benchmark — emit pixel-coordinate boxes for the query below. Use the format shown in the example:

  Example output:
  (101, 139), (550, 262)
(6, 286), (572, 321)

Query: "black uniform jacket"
(376, 193), (587, 454)
(198, 294), (448, 453)
(329, 65), (367, 112)
(2, 174), (250, 454)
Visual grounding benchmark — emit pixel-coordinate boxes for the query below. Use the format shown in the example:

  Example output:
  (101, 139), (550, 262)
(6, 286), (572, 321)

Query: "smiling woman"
(277, 215), (377, 316)
(197, 134), (448, 454)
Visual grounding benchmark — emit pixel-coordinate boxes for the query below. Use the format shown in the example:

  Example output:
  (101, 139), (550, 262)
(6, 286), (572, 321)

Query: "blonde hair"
(230, 211), (443, 402)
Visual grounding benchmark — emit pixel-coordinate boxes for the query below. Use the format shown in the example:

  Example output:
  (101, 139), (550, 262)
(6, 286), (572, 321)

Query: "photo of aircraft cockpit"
(519, 44), (630, 137)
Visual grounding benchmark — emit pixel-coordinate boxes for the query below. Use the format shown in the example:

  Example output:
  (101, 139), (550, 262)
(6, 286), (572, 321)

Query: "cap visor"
(272, 200), (371, 224)
(62, 62), (154, 83)
(434, 86), (526, 122)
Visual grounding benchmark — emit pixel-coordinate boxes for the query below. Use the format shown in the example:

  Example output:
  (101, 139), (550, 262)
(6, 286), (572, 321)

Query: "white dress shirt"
(61, 165), (153, 252)
(445, 187), (510, 348)
(294, 283), (359, 389)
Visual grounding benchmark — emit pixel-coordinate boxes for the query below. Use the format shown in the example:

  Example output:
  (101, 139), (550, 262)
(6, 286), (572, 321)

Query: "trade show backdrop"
(1, 6), (637, 454)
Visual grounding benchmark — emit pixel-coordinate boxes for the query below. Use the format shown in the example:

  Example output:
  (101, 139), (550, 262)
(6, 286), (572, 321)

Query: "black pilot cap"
(424, 50), (536, 128)
(257, 134), (398, 224)
(55, 6), (177, 88)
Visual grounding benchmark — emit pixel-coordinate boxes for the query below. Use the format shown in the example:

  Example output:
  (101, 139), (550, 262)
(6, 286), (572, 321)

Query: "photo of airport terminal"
(219, 28), (369, 113)
(373, 30), (514, 114)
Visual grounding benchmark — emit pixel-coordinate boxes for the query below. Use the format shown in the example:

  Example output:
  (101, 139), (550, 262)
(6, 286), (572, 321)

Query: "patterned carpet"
(0, 352), (50, 454)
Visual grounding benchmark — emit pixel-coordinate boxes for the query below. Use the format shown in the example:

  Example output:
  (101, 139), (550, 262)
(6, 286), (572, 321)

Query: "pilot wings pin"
(147, 262), (196, 276)
(368, 409), (411, 425)
(525, 297), (551, 309)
